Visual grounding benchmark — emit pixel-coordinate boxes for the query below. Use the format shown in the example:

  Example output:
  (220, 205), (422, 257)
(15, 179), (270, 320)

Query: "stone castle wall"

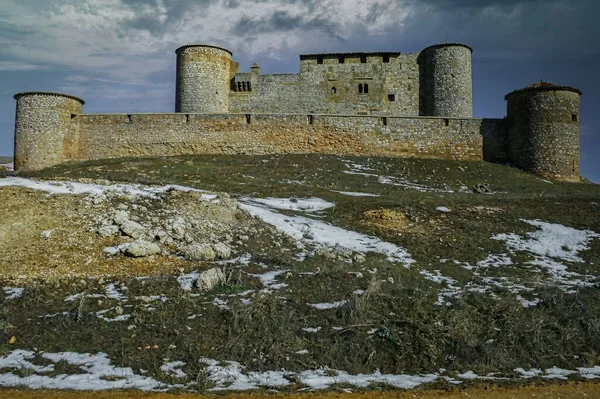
(229, 52), (420, 115)
(506, 88), (581, 182)
(419, 44), (473, 118)
(175, 45), (234, 113)
(74, 113), (502, 163)
(13, 93), (83, 171)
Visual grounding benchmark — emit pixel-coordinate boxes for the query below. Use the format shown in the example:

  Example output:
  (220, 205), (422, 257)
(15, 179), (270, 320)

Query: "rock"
(112, 209), (130, 225)
(168, 217), (187, 238)
(213, 242), (232, 259)
(115, 305), (124, 315)
(40, 230), (54, 240)
(123, 240), (161, 258)
(97, 225), (120, 237)
(183, 244), (216, 261)
(121, 220), (146, 239)
(194, 268), (226, 291)
(352, 253), (366, 264)
(473, 183), (491, 194)
(8, 336), (16, 345)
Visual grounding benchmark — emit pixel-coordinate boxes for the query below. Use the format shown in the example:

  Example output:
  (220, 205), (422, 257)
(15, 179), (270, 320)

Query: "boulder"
(97, 225), (120, 238)
(183, 244), (216, 261)
(121, 220), (146, 239)
(112, 210), (130, 225)
(213, 242), (232, 259)
(123, 240), (161, 258)
(194, 268), (226, 291)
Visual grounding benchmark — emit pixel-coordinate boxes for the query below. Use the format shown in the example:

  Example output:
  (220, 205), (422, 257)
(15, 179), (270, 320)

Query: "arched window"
(358, 84), (363, 94)
(331, 87), (337, 94)
(247, 82), (252, 91)
(364, 83), (369, 93)
(242, 81), (247, 91)
(237, 82), (242, 91)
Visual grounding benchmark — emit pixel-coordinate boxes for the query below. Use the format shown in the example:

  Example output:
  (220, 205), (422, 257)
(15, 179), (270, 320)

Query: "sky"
(0, 0), (598, 181)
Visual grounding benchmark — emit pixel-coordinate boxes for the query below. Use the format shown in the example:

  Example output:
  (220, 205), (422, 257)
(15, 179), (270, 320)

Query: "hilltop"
(0, 154), (599, 393)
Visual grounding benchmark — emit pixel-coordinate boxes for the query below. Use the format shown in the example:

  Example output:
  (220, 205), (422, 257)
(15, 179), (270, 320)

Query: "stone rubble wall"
(74, 113), (502, 162)
(507, 90), (580, 182)
(175, 45), (233, 113)
(13, 93), (83, 171)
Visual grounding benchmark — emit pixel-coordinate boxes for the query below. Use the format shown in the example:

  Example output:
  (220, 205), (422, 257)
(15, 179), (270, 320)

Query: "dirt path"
(2, 383), (600, 399)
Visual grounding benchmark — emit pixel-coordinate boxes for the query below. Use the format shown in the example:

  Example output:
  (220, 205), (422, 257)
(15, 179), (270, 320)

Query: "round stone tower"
(175, 44), (233, 113)
(419, 43), (473, 118)
(505, 82), (582, 182)
(13, 92), (84, 172)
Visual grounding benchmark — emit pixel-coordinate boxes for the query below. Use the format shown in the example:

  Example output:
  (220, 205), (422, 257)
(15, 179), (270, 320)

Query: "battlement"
(11, 43), (582, 182)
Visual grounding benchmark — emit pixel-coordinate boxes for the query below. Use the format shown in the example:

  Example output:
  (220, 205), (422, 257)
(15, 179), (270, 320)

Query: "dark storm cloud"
(233, 10), (343, 41)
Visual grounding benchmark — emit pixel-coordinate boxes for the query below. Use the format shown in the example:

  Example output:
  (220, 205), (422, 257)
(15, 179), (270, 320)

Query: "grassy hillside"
(1, 154), (599, 392)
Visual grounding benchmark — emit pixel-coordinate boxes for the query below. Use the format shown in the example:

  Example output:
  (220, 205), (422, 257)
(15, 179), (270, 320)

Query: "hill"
(0, 154), (599, 393)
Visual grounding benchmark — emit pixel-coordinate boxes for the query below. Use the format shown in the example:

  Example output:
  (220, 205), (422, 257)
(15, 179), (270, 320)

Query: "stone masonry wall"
(13, 93), (83, 171)
(419, 44), (473, 118)
(507, 90), (580, 181)
(229, 53), (420, 115)
(75, 113), (493, 162)
(175, 45), (233, 113)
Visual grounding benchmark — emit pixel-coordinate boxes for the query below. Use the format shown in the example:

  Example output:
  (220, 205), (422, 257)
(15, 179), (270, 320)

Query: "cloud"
(0, 61), (46, 71)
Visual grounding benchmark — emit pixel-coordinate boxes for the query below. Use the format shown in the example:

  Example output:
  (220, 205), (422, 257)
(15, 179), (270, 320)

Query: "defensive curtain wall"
(13, 43), (581, 182)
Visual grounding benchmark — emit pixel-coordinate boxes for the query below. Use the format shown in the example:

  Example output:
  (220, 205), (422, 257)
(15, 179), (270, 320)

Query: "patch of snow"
(578, 366), (600, 379)
(214, 253), (252, 266)
(302, 327), (322, 333)
(420, 270), (458, 285)
(0, 162), (14, 171)
(104, 283), (127, 302)
(475, 253), (514, 269)
(298, 368), (439, 390)
(515, 368), (542, 378)
(516, 295), (541, 308)
(212, 298), (229, 310)
(177, 271), (200, 291)
(493, 219), (599, 263)
(295, 350), (309, 355)
(239, 202), (414, 265)
(200, 358), (291, 391)
(3, 287), (24, 300)
(436, 206), (451, 213)
(378, 176), (453, 193)
(330, 190), (380, 197)
(457, 371), (478, 380)
(160, 361), (186, 379)
(0, 177), (215, 202)
(246, 197), (334, 212)
(544, 366), (576, 380)
(307, 300), (348, 310)
(0, 350), (162, 390)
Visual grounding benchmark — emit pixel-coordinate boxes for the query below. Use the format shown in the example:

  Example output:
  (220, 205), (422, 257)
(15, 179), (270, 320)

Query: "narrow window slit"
(127, 115), (133, 123)
(381, 117), (388, 126)
(245, 114), (251, 124)
(444, 118), (449, 126)
(308, 115), (314, 125)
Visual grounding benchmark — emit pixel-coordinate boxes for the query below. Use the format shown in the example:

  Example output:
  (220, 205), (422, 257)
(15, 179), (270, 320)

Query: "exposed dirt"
(2, 382), (600, 398)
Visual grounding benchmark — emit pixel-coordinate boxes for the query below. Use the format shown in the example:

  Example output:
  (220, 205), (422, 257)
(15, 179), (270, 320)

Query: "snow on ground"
(0, 350), (162, 390)
(2, 349), (599, 391)
(330, 190), (380, 197)
(0, 162), (13, 171)
(340, 162), (452, 193)
(245, 197), (334, 212)
(0, 177), (217, 202)
(238, 202), (414, 265)
(2, 287), (24, 300)
(492, 219), (599, 289)
(307, 300), (348, 310)
(248, 270), (289, 292)
(160, 361), (187, 379)
(436, 206), (451, 213)
(493, 219), (599, 263)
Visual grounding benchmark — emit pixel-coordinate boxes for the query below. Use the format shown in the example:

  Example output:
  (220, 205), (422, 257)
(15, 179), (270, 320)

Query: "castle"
(13, 43), (582, 181)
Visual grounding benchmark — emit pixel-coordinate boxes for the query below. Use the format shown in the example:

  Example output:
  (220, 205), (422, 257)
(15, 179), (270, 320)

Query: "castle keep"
(13, 43), (582, 181)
